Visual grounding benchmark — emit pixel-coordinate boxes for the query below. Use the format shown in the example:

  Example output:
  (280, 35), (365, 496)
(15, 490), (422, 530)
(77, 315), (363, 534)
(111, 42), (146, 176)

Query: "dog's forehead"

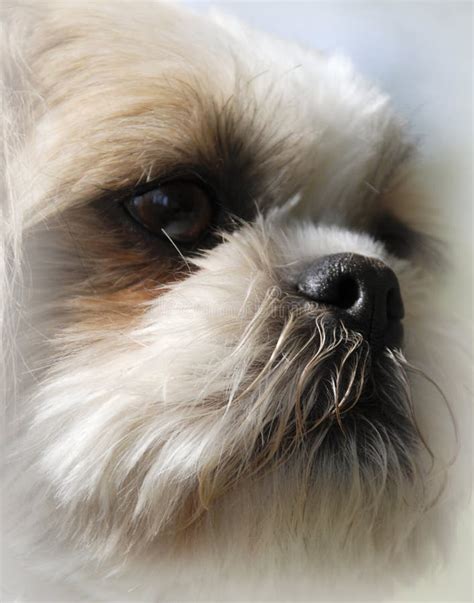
(18, 1), (412, 228)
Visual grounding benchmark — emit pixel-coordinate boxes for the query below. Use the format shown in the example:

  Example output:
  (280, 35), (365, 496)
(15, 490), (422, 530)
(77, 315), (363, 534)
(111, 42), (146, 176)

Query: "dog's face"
(4, 1), (463, 580)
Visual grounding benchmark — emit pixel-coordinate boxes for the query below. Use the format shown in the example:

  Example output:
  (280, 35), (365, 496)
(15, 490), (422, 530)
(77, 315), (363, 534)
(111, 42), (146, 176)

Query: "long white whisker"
(160, 229), (191, 273)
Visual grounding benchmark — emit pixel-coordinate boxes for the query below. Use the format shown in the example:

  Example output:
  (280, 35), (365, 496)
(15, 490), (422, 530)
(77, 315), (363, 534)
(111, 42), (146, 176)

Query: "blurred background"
(182, 2), (472, 601)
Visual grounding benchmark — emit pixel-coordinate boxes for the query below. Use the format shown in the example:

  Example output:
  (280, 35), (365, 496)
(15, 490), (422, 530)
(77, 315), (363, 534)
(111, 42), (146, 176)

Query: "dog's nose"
(297, 252), (404, 348)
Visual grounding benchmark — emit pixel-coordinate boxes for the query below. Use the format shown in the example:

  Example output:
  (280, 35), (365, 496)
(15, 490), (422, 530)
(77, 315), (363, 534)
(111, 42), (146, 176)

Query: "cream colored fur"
(1, 2), (471, 601)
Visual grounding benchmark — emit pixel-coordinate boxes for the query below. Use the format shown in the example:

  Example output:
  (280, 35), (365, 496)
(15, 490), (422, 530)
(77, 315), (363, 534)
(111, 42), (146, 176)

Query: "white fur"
(1, 2), (471, 601)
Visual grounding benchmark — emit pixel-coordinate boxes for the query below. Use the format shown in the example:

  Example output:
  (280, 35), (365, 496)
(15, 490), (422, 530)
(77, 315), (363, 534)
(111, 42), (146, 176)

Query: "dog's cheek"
(26, 233), (273, 556)
(66, 265), (174, 333)
(49, 209), (192, 332)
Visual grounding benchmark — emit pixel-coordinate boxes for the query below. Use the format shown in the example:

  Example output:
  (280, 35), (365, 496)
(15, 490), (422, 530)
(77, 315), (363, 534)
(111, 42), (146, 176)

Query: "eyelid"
(133, 168), (214, 196)
(373, 213), (443, 264)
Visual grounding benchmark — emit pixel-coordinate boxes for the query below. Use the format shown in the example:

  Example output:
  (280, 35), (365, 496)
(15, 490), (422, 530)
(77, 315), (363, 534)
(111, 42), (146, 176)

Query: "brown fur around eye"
(58, 208), (193, 330)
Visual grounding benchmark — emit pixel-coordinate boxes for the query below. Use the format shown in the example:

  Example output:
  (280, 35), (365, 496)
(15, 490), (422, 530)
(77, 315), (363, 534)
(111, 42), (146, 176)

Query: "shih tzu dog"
(1, 1), (471, 601)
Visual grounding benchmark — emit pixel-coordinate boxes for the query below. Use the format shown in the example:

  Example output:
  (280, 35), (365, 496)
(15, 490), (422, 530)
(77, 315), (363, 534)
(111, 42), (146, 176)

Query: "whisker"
(160, 229), (192, 273)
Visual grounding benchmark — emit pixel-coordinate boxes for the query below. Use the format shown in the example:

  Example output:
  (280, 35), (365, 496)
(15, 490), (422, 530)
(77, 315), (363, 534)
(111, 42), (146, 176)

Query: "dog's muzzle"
(297, 252), (404, 349)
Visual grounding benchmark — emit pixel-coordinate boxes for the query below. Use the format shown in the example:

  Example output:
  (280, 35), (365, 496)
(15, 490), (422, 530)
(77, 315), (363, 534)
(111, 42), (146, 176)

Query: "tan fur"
(2, 2), (470, 601)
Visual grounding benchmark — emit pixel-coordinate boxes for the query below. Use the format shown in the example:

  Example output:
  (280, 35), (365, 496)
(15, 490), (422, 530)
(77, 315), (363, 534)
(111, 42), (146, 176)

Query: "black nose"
(297, 252), (404, 348)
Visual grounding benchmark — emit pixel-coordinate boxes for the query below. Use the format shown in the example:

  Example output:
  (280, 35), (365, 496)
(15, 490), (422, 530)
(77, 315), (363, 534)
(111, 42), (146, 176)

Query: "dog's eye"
(372, 213), (422, 258)
(124, 181), (213, 243)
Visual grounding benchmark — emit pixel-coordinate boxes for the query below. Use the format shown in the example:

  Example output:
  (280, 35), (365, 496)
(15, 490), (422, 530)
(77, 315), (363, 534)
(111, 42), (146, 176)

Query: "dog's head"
(3, 1), (466, 579)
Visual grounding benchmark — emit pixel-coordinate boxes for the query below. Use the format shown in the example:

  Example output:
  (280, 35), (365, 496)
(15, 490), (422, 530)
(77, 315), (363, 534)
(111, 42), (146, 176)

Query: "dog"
(1, 1), (471, 600)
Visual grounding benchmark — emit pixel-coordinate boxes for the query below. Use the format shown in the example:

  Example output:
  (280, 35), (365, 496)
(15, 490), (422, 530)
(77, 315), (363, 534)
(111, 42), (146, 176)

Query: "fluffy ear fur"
(1, 1), (471, 601)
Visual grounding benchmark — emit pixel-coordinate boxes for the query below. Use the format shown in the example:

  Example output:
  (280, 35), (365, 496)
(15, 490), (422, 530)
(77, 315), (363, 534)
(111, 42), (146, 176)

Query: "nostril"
(296, 272), (361, 309)
(295, 253), (404, 348)
(336, 276), (359, 309)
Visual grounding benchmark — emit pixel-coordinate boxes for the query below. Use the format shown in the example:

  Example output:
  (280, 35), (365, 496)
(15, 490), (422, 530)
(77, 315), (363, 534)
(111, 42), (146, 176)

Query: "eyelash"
(372, 214), (427, 259)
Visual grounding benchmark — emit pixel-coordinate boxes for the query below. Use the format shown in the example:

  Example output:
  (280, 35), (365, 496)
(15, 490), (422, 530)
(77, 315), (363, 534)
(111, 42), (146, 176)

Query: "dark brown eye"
(124, 181), (213, 243)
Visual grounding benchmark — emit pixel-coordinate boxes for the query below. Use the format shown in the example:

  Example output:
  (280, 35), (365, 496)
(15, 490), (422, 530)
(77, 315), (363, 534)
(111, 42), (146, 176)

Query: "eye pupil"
(126, 181), (213, 243)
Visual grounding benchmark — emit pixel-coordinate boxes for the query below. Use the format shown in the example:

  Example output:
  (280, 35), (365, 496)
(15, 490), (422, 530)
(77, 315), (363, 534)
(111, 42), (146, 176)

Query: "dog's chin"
(170, 341), (429, 583)
(183, 312), (424, 543)
(228, 309), (419, 480)
(163, 340), (426, 575)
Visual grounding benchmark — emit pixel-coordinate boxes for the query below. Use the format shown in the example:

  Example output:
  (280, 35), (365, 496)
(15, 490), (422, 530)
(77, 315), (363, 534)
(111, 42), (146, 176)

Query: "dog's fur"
(1, 2), (471, 600)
